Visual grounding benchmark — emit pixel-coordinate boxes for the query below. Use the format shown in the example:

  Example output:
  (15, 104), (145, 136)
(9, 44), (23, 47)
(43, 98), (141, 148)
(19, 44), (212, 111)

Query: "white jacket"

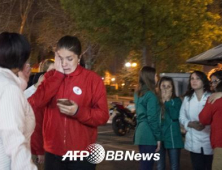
(179, 92), (213, 155)
(0, 67), (37, 170)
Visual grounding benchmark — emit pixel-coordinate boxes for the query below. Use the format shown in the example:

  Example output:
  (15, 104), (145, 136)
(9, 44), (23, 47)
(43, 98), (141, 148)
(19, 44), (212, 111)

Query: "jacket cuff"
(184, 120), (190, 131)
(73, 106), (90, 120)
(35, 150), (45, 155)
(164, 99), (174, 107)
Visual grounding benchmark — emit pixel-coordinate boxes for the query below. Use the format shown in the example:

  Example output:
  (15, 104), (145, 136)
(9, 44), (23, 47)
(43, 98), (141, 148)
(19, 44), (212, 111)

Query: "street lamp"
(125, 62), (131, 67)
(125, 62), (137, 68)
(131, 63), (137, 67)
(111, 78), (116, 81)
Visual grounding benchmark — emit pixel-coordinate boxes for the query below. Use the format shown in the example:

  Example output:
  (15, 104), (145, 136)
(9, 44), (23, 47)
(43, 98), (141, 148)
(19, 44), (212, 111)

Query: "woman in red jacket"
(29, 35), (109, 170)
(199, 81), (222, 170)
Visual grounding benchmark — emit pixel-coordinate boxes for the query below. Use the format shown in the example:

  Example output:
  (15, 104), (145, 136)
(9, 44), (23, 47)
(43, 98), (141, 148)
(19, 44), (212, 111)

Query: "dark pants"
(139, 145), (156, 170)
(44, 152), (96, 170)
(190, 148), (213, 170)
(157, 144), (181, 170)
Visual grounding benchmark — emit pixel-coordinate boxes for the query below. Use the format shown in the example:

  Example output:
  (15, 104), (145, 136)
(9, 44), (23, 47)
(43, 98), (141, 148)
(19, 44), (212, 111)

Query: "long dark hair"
(184, 71), (210, 100)
(136, 66), (156, 97)
(56, 35), (85, 68)
(158, 76), (177, 118)
(56, 35), (81, 56)
(158, 76), (177, 99)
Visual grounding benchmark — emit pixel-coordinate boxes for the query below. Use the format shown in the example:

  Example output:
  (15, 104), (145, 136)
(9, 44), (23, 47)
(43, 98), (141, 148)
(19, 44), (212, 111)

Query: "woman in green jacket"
(157, 76), (184, 170)
(134, 66), (161, 170)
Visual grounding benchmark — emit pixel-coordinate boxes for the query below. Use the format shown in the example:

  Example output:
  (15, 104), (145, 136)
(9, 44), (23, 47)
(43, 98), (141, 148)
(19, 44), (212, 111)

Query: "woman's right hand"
(208, 92), (222, 104)
(54, 52), (64, 73)
(161, 89), (172, 102)
(165, 89), (172, 101)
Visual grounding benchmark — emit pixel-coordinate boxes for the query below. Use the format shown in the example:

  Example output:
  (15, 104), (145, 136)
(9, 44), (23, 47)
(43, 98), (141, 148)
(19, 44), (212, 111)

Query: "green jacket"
(134, 90), (161, 145)
(161, 97), (184, 149)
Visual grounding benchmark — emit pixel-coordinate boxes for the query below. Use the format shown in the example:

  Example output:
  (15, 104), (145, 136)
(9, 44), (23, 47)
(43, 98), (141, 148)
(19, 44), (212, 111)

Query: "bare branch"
(19, 0), (34, 33)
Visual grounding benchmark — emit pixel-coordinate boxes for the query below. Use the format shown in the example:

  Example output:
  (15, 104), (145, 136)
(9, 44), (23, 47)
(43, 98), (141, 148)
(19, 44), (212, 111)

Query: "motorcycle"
(109, 102), (136, 136)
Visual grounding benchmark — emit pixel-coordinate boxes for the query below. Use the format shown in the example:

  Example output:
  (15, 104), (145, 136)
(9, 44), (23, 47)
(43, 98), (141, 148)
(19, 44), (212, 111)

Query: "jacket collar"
(191, 91), (210, 101)
(65, 65), (83, 77)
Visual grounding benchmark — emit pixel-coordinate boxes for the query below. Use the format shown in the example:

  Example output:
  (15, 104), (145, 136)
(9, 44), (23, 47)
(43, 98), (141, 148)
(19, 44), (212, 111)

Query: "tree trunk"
(142, 46), (153, 67)
(85, 43), (92, 70)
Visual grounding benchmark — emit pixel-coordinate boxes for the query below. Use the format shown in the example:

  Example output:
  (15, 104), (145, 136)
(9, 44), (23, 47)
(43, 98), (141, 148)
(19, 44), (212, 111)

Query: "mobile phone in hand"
(57, 99), (73, 106)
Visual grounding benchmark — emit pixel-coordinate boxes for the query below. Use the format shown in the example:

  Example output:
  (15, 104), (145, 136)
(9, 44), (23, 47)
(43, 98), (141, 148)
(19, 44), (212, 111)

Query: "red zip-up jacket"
(199, 98), (222, 149)
(28, 66), (109, 156)
(31, 107), (45, 155)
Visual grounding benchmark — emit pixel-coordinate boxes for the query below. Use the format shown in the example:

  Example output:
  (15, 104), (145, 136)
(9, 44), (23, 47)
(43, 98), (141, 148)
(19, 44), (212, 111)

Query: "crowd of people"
(0, 31), (222, 170)
(0, 32), (109, 170)
(134, 67), (222, 170)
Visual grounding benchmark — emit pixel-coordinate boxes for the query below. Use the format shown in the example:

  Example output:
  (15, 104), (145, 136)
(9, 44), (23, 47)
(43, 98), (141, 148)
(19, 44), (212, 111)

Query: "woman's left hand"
(155, 141), (161, 152)
(57, 100), (78, 116)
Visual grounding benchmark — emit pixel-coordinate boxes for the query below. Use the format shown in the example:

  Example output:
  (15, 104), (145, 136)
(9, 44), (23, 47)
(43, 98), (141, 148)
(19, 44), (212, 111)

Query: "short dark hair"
(56, 35), (81, 56)
(210, 70), (222, 81)
(0, 32), (30, 70)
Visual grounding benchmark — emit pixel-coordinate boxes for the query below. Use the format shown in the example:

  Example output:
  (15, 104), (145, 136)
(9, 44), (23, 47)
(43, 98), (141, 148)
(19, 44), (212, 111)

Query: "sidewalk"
(108, 95), (133, 101)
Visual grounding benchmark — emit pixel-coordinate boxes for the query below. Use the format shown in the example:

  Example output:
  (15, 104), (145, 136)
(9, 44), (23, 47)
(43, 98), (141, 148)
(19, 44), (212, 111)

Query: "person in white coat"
(179, 71), (213, 170)
(0, 32), (37, 170)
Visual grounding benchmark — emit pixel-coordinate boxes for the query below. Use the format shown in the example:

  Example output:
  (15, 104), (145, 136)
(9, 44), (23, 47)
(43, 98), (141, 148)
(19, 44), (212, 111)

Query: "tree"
(61, 0), (222, 72)
(0, 0), (80, 65)
(117, 50), (141, 95)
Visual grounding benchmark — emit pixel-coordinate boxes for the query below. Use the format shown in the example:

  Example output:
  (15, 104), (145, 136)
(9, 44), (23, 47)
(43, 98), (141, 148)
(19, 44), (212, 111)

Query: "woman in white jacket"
(0, 32), (37, 170)
(179, 71), (213, 170)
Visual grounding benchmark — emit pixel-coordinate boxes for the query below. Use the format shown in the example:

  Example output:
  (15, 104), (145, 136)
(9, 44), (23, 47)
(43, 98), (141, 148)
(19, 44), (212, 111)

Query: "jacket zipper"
(63, 76), (68, 150)
(170, 124), (175, 148)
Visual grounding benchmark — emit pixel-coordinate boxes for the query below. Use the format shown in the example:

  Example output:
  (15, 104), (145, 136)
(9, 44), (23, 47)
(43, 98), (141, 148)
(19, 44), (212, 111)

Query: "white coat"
(179, 92), (213, 155)
(0, 67), (37, 170)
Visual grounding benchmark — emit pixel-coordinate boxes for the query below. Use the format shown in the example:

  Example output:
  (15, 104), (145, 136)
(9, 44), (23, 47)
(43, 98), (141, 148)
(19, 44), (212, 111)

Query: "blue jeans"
(157, 144), (181, 170)
(139, 145), (156, 170)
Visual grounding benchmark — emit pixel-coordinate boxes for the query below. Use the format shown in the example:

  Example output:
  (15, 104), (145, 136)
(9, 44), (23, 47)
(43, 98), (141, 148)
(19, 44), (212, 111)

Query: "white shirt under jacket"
(179, 92), (213, 155)
(24, 85), (37, 98)
(0, 67), (37, 170)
